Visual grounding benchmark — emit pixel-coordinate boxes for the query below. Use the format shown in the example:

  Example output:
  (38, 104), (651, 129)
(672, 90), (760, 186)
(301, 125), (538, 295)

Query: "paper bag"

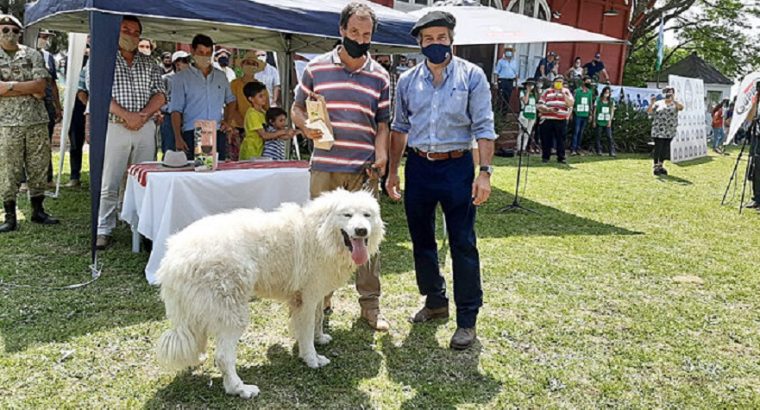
(193, 120), (218, 172)
(306, 95), (334, 150)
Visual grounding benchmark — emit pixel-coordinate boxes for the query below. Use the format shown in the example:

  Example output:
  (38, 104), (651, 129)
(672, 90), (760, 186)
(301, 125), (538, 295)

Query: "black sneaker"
(542, 158), (549, 163)
(661, 167), (668, 176)
(558, 158), (567, 164)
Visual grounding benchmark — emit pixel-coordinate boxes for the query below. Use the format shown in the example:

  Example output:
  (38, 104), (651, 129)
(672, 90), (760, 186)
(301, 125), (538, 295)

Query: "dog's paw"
(316, 354), (331, 367)
(226, 383), (260, 400)
(301, 353), (331, 368)
(315, 333), (332, 345)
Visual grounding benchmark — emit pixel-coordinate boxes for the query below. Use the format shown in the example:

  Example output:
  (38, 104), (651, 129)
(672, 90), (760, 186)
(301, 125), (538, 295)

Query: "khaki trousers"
(98, 122), (156, 236)
(310, 170), (381, 311)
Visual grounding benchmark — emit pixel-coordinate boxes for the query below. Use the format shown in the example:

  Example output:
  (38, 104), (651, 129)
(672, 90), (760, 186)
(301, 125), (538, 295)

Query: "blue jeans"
(595, 125), (615, 155)
(404, 150), (482, 328)
(571, 116), (588, 152)
(181, 130), (227, 161)
(712, 127), (725, 149)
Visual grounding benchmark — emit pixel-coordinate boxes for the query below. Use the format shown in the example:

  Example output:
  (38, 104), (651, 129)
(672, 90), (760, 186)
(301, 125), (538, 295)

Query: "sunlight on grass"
(1, 150), (759, 407)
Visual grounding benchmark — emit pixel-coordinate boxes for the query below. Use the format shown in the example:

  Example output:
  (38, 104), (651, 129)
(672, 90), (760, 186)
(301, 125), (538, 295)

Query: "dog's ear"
(368, 213), (385, 256)
(366, 196), (384, 256)
(308, 192), (344, 255)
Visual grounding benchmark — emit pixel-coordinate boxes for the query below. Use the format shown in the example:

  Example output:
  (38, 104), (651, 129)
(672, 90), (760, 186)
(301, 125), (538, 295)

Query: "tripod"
(498, 87), (538, 214)
(721, 118), (757, 214)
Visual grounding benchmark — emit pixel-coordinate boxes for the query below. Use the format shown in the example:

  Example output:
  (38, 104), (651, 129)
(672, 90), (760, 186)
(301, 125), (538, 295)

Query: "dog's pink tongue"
(350, 238), (369, 265)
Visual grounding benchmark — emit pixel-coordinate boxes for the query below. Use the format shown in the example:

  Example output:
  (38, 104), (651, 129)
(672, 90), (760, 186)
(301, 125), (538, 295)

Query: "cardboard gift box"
(193, 120), (218, 171)
(305, 94), (334, 151)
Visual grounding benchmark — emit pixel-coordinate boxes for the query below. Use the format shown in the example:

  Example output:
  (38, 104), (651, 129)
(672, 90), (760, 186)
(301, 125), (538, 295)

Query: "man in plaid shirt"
(96, 16), (166, 250)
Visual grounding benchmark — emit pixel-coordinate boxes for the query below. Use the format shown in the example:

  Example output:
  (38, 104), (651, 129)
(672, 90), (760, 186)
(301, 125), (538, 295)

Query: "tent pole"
(281, 35), (297, 159)
(88, 12), (121, 266)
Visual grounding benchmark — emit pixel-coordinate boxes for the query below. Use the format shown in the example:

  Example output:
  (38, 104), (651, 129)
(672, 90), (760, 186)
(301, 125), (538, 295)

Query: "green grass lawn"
(1, 150), (759, 408)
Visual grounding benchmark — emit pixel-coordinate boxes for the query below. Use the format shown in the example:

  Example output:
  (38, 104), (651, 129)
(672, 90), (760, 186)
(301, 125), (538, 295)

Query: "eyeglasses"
(1, 27), (21, 34)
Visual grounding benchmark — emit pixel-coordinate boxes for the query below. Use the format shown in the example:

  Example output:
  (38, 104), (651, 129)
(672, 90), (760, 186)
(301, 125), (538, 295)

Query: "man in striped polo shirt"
(537, 74), (574, 164)
(291, 2), (390, 331)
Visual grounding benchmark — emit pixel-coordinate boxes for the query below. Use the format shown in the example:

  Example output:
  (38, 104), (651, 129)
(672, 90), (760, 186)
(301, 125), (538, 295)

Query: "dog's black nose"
(354, 227), (368, 237)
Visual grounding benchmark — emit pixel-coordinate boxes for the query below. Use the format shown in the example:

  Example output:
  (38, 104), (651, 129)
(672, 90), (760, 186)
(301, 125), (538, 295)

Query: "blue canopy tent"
(23, 0), (417, 276)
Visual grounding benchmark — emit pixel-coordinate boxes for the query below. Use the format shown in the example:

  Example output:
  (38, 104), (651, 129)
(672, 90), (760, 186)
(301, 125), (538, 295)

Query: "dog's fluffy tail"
(157, 325), (203, 371)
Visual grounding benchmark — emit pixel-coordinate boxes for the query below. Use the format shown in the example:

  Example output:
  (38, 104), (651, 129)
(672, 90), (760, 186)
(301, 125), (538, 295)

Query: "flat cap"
(0, 14), (22, 29)
(38, 29), (54, 36)
(410, 11), (456, 37)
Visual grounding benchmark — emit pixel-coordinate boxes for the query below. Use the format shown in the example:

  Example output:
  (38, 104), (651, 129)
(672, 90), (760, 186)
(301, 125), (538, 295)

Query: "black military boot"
(30, 196), (59, 225)
(0, 201), (17, 233)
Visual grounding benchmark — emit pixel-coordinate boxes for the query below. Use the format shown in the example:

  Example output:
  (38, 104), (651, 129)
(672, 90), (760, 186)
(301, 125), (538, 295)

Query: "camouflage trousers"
(0, 124), (50, 202)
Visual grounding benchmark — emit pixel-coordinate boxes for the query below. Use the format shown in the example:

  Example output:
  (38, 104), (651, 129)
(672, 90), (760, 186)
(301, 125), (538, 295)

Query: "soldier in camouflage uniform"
(0, 14), (59, 233)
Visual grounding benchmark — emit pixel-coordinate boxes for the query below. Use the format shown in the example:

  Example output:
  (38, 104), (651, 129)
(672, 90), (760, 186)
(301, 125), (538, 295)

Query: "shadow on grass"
(378, 185), (642, 275)
(656, 174), (693, 185)
(0, 177), (164, 353)
(145, 320), (381, 409)
(494, 152), (639, 168)
(673, 155), (715, 167)
(382, 321), (501, 409)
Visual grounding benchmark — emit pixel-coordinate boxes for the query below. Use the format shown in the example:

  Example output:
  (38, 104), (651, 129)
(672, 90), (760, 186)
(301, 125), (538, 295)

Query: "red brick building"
(542, 0), (631, 84)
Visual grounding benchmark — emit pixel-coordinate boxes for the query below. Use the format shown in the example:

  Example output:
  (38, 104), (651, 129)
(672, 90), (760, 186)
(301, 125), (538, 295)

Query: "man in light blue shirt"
(169, 34), (236, 160)
(386, 11), (496, 351)
(493, 45), (519, 111)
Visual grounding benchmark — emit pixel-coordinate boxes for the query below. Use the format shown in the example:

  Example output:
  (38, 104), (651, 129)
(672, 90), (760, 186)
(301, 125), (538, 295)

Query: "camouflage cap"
(0, 14), (22, 29)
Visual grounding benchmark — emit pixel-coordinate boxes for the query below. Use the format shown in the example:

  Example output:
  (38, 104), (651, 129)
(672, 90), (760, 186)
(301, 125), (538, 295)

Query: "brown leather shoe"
(65, 179), (81, 188)
(361, 309), (389, 332)
(96, 235), (111, 250)
(410, 306), (449, 323)
(449, 327), (477, 350)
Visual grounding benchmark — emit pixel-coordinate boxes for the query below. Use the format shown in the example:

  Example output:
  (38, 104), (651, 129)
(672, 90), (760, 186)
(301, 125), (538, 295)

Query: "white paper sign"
(668, 75), (708, 163)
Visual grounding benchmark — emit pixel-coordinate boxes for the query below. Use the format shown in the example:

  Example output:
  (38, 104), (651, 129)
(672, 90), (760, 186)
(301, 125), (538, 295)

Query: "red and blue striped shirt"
(294, 47), (390, 173)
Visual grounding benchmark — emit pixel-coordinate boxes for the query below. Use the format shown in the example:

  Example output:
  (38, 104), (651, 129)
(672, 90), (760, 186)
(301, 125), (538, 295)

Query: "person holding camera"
(647, 85), (684, 176)
(517, 79), (538, 153)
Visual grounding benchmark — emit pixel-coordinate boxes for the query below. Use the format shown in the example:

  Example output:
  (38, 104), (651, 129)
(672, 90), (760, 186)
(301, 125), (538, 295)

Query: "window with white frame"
(507, 0), (551, 80)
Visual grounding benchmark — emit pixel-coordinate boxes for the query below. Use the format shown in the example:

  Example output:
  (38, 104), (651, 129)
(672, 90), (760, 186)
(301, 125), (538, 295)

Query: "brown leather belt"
(413, 148), (468, 161)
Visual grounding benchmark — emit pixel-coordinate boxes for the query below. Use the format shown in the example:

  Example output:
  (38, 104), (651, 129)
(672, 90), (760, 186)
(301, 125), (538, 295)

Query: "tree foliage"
(625, 0), (760, 85)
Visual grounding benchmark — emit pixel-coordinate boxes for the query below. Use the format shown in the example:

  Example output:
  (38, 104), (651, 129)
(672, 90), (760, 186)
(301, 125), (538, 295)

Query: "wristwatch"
(479, 165), (494, 176)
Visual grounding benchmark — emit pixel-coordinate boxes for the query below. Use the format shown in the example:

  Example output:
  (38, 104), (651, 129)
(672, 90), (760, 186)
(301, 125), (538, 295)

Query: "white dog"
(155, 189), (384, 399)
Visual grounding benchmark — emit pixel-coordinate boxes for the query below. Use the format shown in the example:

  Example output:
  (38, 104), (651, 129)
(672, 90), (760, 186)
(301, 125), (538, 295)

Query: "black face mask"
(342, 37), (370, 59)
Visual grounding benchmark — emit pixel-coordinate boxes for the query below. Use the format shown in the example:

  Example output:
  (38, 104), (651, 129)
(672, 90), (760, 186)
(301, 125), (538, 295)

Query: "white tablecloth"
(120, 167), (310, 284)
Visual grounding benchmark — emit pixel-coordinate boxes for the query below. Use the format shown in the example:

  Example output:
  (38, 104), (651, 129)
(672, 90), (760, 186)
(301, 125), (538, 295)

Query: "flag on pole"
(655, 16), (664, 71)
